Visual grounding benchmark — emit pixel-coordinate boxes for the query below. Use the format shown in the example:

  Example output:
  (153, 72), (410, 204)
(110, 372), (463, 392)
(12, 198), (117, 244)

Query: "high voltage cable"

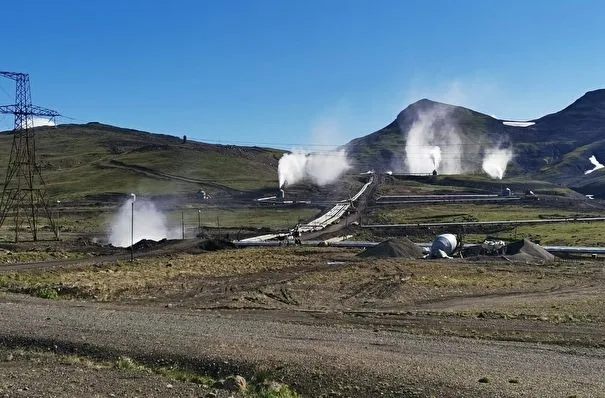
(196, 137), (513, 149)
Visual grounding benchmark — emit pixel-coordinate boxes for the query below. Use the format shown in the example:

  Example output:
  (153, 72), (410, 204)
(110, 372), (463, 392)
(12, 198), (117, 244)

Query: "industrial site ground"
(0, 232), (605, 396)
(1, 174), (605, 397)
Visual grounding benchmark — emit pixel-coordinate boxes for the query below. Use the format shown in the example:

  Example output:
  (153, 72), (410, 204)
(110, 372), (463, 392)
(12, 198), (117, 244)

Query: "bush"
(34, 287), (59, 300)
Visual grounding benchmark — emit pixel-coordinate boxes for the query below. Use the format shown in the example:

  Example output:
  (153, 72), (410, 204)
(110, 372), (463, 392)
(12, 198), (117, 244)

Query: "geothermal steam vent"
(400, 103), (513, 178)
(277, 149), (350, 188)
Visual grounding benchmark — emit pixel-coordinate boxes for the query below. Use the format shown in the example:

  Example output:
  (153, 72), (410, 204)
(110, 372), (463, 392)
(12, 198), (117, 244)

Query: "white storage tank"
(430, 233), (458, 257)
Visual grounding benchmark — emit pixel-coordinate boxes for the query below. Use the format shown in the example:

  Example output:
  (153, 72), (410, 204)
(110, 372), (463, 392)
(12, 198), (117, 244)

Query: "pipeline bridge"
(240, 176), (374, 243)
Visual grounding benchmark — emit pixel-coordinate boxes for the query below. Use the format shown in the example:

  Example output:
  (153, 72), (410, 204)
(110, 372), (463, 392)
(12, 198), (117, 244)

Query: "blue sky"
(1, 0), (604, 149)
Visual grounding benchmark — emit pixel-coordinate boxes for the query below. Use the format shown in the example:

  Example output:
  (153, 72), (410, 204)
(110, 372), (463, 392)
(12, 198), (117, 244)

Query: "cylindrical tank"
(277, 189), (285, 200)
(430, 233), (457, 257)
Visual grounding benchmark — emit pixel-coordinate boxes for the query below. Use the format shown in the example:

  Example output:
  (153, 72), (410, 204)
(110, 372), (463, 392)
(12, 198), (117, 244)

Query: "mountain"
(345, 99), (506, 173)
(3, 89), (605, 201)
(345, 89), (605, 195)
(0, 122), (284, 200)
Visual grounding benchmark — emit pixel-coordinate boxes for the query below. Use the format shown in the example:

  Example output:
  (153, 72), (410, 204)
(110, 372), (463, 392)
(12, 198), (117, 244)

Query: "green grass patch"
(115, 356), (152, 372)
(33, 286), (60, 300)
(460, 221), (605, 246)
(157, 366), (215, 386)
(373, 203), (603, 224)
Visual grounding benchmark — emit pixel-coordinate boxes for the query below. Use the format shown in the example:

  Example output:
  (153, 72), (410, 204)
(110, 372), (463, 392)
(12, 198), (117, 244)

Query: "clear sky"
(0, 0), (604, 149)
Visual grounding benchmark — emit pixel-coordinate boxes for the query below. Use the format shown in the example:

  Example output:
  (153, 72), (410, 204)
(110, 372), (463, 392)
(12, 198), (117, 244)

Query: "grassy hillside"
(0, 123), (284, 200)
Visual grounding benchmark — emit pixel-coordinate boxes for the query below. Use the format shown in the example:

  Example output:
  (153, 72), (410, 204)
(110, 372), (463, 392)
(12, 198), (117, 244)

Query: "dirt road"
(1, 293), (604, 397)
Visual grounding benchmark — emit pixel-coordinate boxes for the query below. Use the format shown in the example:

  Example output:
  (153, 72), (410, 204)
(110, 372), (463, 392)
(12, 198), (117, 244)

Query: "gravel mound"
(503, 238), (555, 263)
(132, 238), (168, 250)
(357, 238), (424, 259)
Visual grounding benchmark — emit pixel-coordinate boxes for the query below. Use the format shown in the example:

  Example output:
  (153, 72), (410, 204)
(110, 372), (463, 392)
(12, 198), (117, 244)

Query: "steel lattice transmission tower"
(0, 71), (60, 241)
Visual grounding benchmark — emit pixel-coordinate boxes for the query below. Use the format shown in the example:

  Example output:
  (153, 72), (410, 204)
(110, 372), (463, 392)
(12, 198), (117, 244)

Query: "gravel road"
(1, 293), (604, 397)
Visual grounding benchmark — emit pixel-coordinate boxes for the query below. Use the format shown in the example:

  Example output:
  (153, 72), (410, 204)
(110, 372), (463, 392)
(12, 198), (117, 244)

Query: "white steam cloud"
(108, 197), (179, 247)
(403, 107), (466, 174)
(19, 117), (56, 129)
(399, 104), (514, 178)
(482, 147), (513, 179)
(429, 146), (441, 170)
(278, 149), (350, 188)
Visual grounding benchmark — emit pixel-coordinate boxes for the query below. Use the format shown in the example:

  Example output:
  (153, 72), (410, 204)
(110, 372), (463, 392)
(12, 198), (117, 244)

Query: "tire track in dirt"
(414, 284), (605, 312)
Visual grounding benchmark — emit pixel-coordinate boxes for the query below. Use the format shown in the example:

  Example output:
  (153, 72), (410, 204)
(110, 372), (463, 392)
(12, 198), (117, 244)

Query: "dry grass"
(0, 247), (340, 300)
(2, 247), (605, 325)
(0, 249), (90, 265)
(451, 296), (605, 323)
(294, 258), (589, 303)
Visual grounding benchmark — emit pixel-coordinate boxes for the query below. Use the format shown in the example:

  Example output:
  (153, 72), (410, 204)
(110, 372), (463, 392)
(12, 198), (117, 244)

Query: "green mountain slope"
(0, 123), (283, 200)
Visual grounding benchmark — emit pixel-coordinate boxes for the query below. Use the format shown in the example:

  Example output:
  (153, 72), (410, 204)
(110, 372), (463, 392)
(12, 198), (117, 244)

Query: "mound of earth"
(460, 244), (485, 258)
(503, 238), (555, 263)
(357, 238), (424, 259)
(198, 238), (236, 251)
(132, 238), (168, 250)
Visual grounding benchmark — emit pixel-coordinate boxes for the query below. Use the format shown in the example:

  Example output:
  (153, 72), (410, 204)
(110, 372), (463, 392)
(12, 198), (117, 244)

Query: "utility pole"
(181, 209), (185, 239)
(197, 209), (201, 234)
(130, 193), (136, 262)
(0, 71), (60, 241)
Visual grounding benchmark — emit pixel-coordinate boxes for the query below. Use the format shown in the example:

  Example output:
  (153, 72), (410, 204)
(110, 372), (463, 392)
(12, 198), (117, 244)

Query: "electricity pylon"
(0, 71), (60, 241)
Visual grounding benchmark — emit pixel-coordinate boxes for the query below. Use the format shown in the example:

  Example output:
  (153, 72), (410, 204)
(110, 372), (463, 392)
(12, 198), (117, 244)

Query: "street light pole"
(198, 209), (201, 235)
(130, 193), (136, 262)
(181, 209), (185, 239)
(55, 200), (61, 240)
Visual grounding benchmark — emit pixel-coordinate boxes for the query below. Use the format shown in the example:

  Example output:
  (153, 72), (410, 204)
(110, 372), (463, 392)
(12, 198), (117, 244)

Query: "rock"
(266, 380), (284, 392)
(222, 375), (247, 392)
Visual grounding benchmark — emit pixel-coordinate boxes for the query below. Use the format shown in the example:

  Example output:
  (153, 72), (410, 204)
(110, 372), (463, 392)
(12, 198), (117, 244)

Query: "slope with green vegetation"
(0, 122), (284, 200)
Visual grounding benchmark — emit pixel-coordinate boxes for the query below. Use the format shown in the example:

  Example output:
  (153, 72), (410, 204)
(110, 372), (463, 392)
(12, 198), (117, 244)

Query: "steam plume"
(482, 147), (513, 179)
(278, 149), (350, 188)
(402, 107), (466, 174)
(429, 146), (441, 170)
(18, 117), (56, 129)
(108, 197), (179, 247)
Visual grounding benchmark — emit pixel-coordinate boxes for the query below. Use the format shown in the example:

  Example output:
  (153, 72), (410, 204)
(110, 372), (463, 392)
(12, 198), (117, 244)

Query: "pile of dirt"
(460, 244), (484, 258)
(357, 238), (424, 259)
(132, 238), (168, 250)
(503, 238), (555, 263)
(198, 238), (236, 251)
